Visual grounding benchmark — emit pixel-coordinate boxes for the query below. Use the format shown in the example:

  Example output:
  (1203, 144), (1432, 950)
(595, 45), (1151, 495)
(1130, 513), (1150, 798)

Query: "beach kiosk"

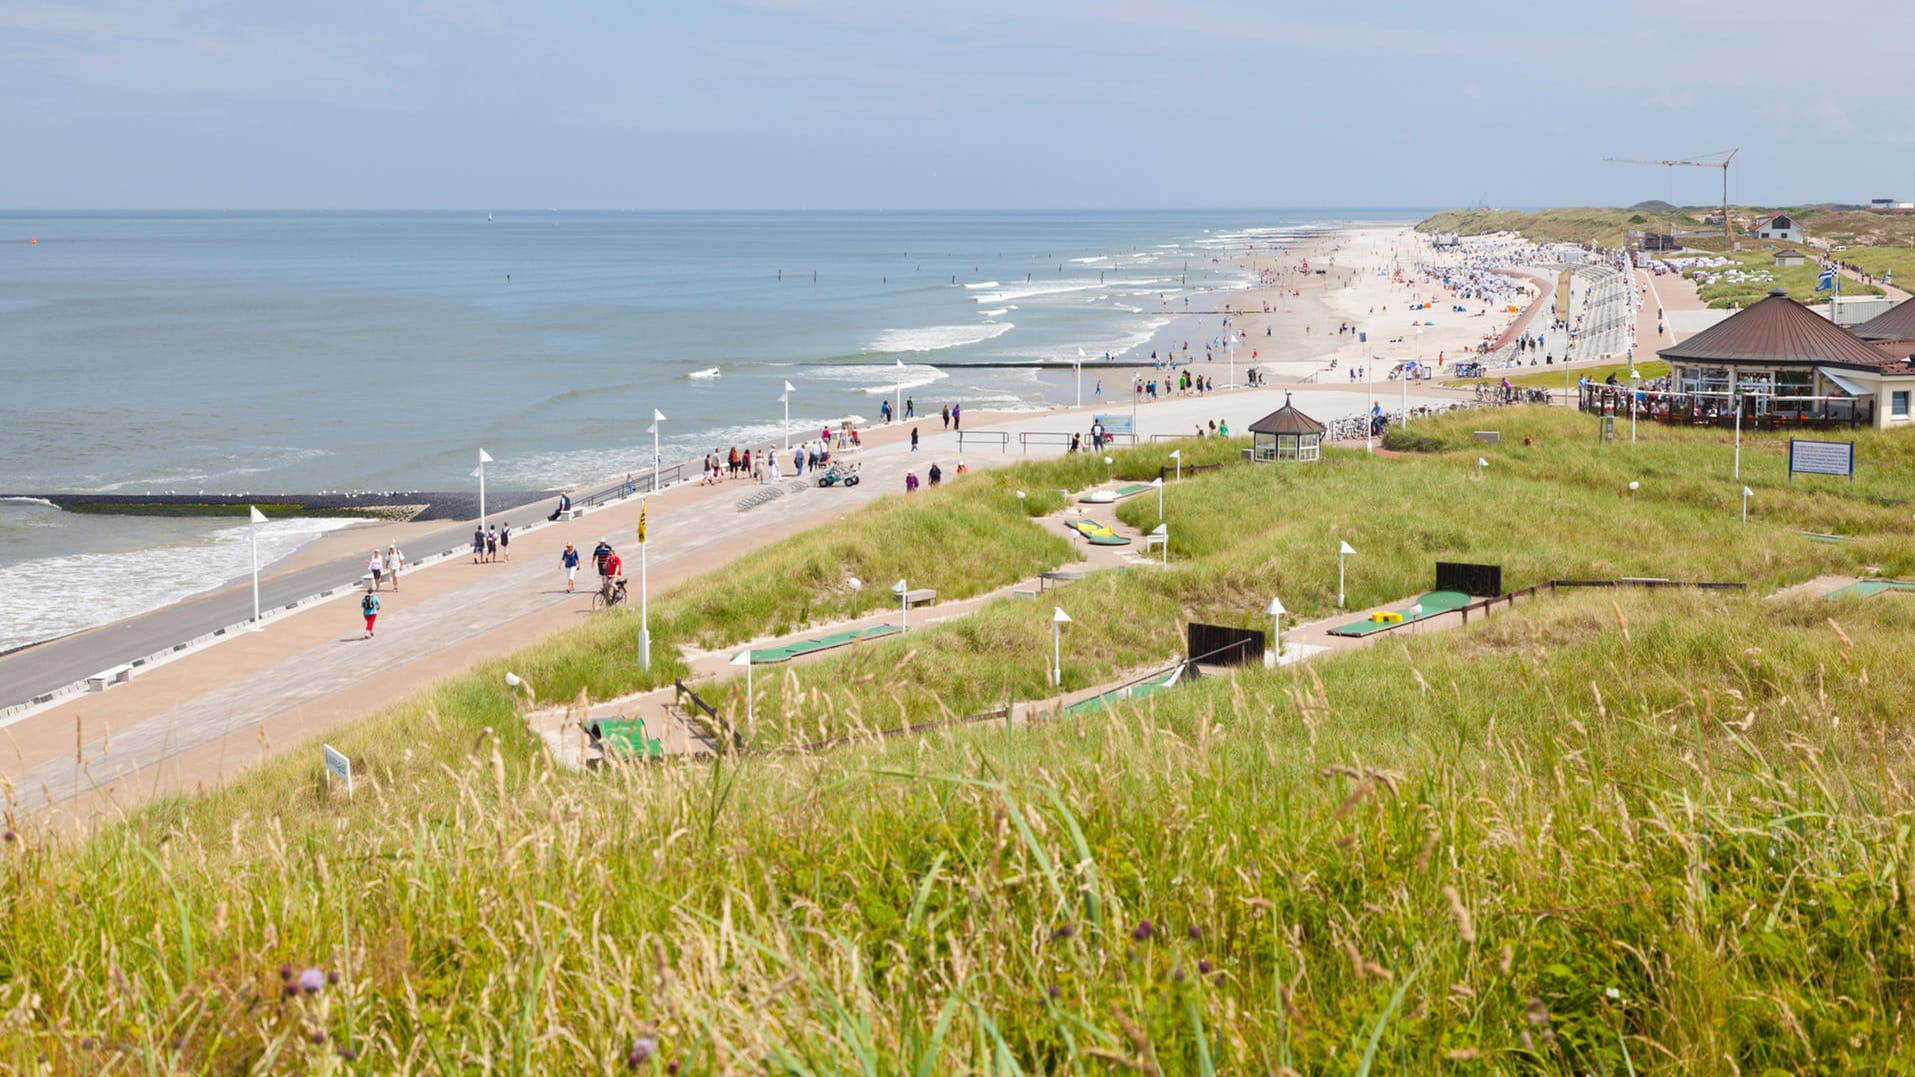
(1249, 393), (1326, 462)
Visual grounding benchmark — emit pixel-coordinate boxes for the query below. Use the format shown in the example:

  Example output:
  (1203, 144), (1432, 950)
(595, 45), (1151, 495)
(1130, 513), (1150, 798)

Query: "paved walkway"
(7, 384), (1464, 821)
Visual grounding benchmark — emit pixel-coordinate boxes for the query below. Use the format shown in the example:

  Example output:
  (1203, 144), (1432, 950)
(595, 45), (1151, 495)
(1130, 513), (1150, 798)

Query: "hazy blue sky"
(3, 0), (1909, 209)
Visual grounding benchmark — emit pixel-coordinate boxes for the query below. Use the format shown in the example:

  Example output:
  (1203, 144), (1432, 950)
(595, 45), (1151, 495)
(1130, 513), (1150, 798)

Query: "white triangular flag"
(249, 506), (267, 524)
(478, 448), (494, 463)
(783, 380), (796, 393)
(652, 408), (667, 422)
(1339, 540), (1356, 555)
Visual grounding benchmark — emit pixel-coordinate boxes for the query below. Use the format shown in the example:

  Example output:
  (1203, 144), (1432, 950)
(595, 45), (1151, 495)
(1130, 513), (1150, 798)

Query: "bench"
(1473, 431), (1500, 444)
(87, 664), (133, 692)
(902, 588), (937, 608)
(558, 508), (586, 521)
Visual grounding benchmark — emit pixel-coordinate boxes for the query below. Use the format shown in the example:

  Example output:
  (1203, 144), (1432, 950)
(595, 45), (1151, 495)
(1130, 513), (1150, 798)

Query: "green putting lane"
(1087, 534), (1131, 546)
(1066, 673), (1178, 716)
(1825, 580), (1915, 600)
(1327, 590), (1475, 637)
(1075, 483), (1154, 504)
(747, 623), (905, 663)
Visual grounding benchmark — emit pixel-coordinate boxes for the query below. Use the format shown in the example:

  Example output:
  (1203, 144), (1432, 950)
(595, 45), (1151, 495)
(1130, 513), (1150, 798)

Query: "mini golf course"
(1327, 590), (1475, 637)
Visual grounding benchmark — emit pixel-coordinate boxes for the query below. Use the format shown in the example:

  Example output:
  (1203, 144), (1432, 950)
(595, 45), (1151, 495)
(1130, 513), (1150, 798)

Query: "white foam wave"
(801, 363), (951, 396)
(963, 280), (1000, 289)
(0, 516), (364, 653)
(1070, 256), (1104, 264)
(868, 322), (1014, 353)
(979, 308), (1010, 317)
(970, 280), (1106, 304)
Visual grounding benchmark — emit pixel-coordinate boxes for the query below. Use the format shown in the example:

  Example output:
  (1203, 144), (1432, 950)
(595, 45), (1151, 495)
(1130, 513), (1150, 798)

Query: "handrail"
(675, 677), (741, 750)
(956, 430), (1010, 453)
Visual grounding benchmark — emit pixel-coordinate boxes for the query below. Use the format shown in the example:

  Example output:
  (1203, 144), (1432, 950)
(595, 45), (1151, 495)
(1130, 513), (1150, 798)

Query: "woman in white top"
(385, 544), (405, 591)
(368, 550), (385, 591)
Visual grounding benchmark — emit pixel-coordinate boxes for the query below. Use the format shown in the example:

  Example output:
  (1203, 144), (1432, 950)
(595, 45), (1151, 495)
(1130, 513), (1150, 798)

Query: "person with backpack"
(499, 521), (512, 561)
(472, 525), (485, 563)
(360, 589), (380, 639)
(368, 549), (385, 591)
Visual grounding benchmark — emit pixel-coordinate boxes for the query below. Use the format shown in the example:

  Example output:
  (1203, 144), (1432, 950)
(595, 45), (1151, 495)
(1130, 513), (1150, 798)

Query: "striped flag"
(1816, 266), (1836, 292)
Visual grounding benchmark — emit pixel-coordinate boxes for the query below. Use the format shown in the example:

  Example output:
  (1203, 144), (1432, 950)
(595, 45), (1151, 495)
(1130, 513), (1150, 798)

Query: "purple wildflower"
(337, 1046), (359, 1062)
(298, 968), (325, 995)
(627, 1037), (657, 1069)
(1198, 958), (1213, 975)
(1051, 923), (1075, 941)
(1132, 919), (1154, 941)
(311, 1030), (328, 1045)
(1174, 969), (1186, 982)
(1187, 925), (1203, 940)
(327, 970), (341, 986)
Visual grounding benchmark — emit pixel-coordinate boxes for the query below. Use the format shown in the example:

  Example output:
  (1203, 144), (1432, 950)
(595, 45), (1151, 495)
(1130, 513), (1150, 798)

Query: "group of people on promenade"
(360, 543), (406, 638)
(1136, 369), (1217, 400)
(470, 522), (511, 563)
(904, 459), (965, 493)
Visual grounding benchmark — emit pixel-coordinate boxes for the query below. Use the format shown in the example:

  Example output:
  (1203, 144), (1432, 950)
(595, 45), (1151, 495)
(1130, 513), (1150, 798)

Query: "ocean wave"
(868, 322), (1014, 353)
(962, 280), (1000, 289)
(801, 362), (951, 396)
(970, 280), (1105, 304)
(1070, 256), (1104, 264)
(979, 308), (1010, 317)
(0, 516), (364, 653)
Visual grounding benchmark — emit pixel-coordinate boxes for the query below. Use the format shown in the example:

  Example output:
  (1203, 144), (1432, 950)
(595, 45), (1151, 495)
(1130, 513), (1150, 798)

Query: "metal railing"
(957, 430), (1010, 453)
(676, 678), (741, 750)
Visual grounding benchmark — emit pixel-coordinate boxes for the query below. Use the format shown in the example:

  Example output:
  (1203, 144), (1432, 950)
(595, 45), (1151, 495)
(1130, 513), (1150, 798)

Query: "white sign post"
(1267, 595), (1286, 667)
(323, 744), (352, 799)
(650, 409), (667, 492)
(1150, 523), (1168, 565)
(475, 448), (494, 531)
(782, 380), (796, 449)
(1169, 448), (1182, 483)
(1338, 540), (1356, 608)
(1051, 606), (1072, 687)
(730, 650), (753, 731)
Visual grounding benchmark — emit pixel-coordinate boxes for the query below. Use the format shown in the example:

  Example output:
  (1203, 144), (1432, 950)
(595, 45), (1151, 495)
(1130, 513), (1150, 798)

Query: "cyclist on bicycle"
(601, 548), (626, 602)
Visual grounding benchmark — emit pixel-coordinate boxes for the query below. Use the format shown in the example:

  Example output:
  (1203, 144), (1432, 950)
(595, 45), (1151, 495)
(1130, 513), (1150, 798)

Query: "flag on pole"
(1816, 266), (1836, 292)
(478, 448), (494, 463)
(249, 506), (267, 524)
(783, 380), (796, 393)
(637, 500), (647, 544)
(652, 408), (667, 423)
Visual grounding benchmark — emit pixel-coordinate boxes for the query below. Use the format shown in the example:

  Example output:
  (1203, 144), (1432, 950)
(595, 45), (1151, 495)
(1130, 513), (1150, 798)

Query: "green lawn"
(1839, 246), (1915, 294)
(11, 408), (1915, 1071)
(1668, 250), (1885, 309)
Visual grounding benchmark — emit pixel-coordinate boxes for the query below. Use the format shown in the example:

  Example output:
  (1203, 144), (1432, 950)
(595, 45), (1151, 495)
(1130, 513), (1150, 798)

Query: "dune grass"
(10, 407), (1915, 1070)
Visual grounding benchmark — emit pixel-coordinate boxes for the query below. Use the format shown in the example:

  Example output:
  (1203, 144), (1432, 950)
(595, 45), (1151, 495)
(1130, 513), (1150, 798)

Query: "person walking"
(360, 588), (380, 639)
(385, 544), (405, 591)
(472, 525), (485, 564)
(928, 462), (942, 486)
(910, 426), (919, 452)
(485, 526), (499, 562)
(905, 471), (919, 493)
(561, 543), (581, 592)
(951, 403), (961, 430)
(905, 397), (915, 419)
(499, 521), (512, 561)
(592, 537), (612, 582)
(368, 549), (385, 591)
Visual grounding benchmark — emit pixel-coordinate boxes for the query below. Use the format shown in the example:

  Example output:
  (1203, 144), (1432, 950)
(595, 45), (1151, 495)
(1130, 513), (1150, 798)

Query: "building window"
(1894, 391), (1910, 420)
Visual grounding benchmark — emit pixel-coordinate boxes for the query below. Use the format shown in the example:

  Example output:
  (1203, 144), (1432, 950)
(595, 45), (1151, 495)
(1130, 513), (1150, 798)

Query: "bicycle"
(592, 577), (629, 611)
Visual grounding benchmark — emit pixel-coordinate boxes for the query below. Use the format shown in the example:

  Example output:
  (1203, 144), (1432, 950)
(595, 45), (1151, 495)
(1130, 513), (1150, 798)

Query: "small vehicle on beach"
(816, 461), (862, 488)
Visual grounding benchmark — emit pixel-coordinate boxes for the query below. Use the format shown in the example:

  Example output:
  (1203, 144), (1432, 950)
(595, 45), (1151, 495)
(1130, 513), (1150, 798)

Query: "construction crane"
(1603, 148), (1740, 251)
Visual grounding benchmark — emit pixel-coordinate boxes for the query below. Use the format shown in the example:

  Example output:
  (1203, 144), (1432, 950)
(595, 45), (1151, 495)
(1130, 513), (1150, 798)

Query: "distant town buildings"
(1869, 198), (1915, 211)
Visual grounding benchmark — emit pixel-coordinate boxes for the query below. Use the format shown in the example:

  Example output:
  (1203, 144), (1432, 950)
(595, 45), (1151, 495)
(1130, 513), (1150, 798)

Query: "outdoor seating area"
(1579, 385), (1874, 429)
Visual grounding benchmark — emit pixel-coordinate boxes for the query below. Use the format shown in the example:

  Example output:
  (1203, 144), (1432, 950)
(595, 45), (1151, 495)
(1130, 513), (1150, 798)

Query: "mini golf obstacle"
(1065, 518), (1131, 546)
(1328, 590), (1474, 637)
(1076, 483), (1154, 505)
(746, 623), (904, 663)
(1066, 665), (1186, 715)
(587, 716), (664, 761)
(1825, 579), (1915, 600)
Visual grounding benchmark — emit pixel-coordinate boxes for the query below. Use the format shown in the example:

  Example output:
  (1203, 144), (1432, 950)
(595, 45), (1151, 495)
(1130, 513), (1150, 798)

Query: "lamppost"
(1366, 345), (1375, 453)
(1266, 596), (1285, 667)
(730, 650), (753, 731)
(650, 409), (667, 492)
(1051, 606), (1072, 687)
(1476, 457), (1488, 481)
(893, 578), (909, 631)
(637, 500), (651, 670)
(1015, 490), (1026, 514)
(782, 380), (796, 450)
(1338, 540), (1356, 608)
(1075, 348), (1085, 408)
(248, 505), (266, 630)
(1629, 368), (1640, 444)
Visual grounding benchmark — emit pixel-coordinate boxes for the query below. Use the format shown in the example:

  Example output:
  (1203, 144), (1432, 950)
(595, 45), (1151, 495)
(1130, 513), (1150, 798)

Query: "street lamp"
(1366, 346), (1375, 453)
(1266, 596), (1285, 667)
(248, 505), (266, 630)
(730, 650), (754, 731)
(847, 575), (863, 618)
(1051, 606), (1072, 687)
(1629, 368), (1640, 444)
(893, 578), (909, 631)
(1337, 540), (1356, 608)
(650, 409), (667, 492)
(1169, 448), (1182, 482)
(782, 380), (796, 450)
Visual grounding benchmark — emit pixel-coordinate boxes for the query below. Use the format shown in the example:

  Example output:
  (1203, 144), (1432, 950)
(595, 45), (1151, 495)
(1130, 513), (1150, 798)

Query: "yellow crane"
(1603, 148), (1740, 250)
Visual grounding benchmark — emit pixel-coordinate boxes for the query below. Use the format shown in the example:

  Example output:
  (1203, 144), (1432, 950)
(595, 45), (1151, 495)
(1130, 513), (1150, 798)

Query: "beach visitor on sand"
(562, 543), (580, 592)
(952, 403), (960, 429)
(360, 589), (380, 639)
(368, 549), (384, 591)
(386, 544), (405, 591)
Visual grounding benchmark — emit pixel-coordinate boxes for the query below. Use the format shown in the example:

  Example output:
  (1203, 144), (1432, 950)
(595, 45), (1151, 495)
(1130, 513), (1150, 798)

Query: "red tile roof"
(1659, 291), (1901, 371)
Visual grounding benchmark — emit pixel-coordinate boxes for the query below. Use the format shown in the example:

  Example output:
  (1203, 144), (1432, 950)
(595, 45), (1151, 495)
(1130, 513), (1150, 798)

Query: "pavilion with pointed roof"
(1249, 392), (1326, 462)
(1656, 290), (1915, 429)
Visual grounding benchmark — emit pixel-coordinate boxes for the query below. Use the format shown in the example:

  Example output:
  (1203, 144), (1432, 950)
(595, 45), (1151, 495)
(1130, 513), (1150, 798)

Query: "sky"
(2, 0), (1910, 210)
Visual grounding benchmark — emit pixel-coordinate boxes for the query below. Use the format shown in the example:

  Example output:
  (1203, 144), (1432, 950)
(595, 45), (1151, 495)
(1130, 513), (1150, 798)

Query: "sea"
(0, 209), (1399, 651)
